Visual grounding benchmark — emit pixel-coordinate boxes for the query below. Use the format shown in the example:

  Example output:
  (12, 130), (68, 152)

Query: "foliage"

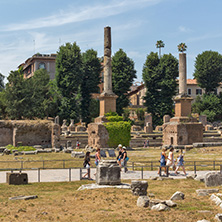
(81, 49), (102, 123)
(123, 108), (130, 120)
(177, 43), (187, 52)
(106, 116), (123, 122)
(105, 112), (118, 117)
(156, 40), (165, 58)
(0, 73), (5, 91)
(88, 99), (100, 121)
(56, 42), (82, 122)
(135, 108), (145, 121)
(6, 144), (36, 152)
(194, 51), (222, 94)
(142, 52), (178, 126)
(4, 68), (56, 119)
(104, 121), (131, 147)
(192, 94), (222, 122)
(112, 49), (137, 115)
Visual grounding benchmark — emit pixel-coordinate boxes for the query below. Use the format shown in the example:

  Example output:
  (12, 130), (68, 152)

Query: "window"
(38, 62), (46, 69)
(196, 89), (202, 95)
(188, 88), (191, 95)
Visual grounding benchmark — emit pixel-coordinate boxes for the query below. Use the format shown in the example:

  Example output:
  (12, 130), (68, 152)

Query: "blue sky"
(0, 0), (222, 83)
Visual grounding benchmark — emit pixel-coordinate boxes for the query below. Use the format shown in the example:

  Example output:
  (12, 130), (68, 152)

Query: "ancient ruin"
(88, 26), (117, 148)
(162, 52), (203, 146)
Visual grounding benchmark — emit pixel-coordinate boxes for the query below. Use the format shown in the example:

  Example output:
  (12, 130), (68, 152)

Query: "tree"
(142, 52), (178, 126)
(192, 94), (222, 122)
(194, 51), (222, 94)
(4, 67), (28, 119)
(0, 73), (5, 91)
(177, 43), (187, 53)
(156, 40), (165, 58)
(81, 49), (102, 123)
(56, 42), (82, 122)
(112, 49), (137, 115)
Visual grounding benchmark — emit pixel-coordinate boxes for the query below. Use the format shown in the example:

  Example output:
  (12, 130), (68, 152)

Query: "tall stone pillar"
(179, 53), (187, 96)
(99, 26), (117, 117)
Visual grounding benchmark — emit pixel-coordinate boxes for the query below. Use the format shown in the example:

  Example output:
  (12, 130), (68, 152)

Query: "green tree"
(56, 42), (82, 122)
(81, 49), (102, 123)
(0, 73), (5, 91)
(112, 49), (137, 115)
(194, 51), (222, 94)
(4, 68), (27, 119)
(156, 40), (165, 58)
(192, 94), (222, 122)
(142, 52), (178, 126)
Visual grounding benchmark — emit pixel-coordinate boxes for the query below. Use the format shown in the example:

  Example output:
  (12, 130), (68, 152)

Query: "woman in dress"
(166, 147), (175, 171)
(83, 151), (91, 179)
(175, 149), (187, 176)
(158, 148), (167, 175)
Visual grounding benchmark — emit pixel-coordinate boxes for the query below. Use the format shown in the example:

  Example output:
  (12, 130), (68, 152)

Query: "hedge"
(106, 116), (123, 122)
(104, 121), (131, 147)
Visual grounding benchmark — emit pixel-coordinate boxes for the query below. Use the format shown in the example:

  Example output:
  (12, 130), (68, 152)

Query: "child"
(175, 150), (187, 176)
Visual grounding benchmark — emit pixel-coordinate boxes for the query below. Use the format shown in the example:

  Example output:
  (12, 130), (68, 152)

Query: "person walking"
(83, 151), (91, 179)
(166, 147), (175, 171)
(117, 144), (123, 166)
(158, 148), (167, 175)
(121, 146), (129, 173)
(175, 150), (187, 176)
(95, 148), (101, 166)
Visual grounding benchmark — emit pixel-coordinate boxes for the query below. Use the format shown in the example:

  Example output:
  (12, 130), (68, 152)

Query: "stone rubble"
(151, 203), (169, 211)
(131, 180), (148, 196)
(170, 191), (185, 200)
(137, 196), (149, 207)
(205, 172), (222, 187)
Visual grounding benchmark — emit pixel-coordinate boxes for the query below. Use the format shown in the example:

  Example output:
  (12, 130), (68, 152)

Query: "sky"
(0, 0), (222, 83)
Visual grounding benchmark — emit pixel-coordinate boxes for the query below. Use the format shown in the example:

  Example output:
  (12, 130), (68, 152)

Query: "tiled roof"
(187, 79), (197, 85)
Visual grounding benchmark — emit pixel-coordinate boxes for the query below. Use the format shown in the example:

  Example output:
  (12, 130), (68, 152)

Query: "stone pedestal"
(6, 173), (28, 185)
(144, 123), (153, 133)
(96, 160), (121, 185)
(144, 113), (152, 127)
(174, 96), (193, 117)
(131, 180), (148, 196)
(199, 115), (207, 126)
(99, 93), (118, 116)
(163, 115), (171, 124)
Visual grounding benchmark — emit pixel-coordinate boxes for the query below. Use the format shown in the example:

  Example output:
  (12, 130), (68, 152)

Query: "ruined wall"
(0, 120), (58, 147)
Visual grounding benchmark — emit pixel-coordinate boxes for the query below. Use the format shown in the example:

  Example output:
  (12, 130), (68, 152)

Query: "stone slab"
(9, 195), (38, 200)
(107, 149), (116, 157)
(100, 150), (107, 157)
(77, 183), (130, 191)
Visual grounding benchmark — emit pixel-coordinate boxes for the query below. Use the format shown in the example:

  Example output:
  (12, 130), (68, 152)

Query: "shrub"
(6, 144), (36, 152)
(106, 116), (123, 122)
(105, 112), (118, 117)
(104, 121), (131, 147)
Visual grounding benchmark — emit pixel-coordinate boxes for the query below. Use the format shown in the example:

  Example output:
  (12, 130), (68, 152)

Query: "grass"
(0, 179), (219, 222)
(1, 146), (222, 170)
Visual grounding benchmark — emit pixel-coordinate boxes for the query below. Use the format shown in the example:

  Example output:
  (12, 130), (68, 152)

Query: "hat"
(123, 146), (126, 150)
(118, 144), (122, 148)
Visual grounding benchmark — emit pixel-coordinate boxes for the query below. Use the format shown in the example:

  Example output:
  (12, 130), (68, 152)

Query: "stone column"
(179, 53), (187, 96)
(103, 26), (113, 95)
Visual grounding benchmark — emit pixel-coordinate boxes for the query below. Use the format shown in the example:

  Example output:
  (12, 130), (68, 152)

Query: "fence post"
(63, 160), (65, 169)
(132, 162), (134, 171)
(80, 168), (82, 180)
(151, 162), (153, 171)
(38, 168), (40, 182)
(220, 165), (222, 174)
(194, 161), (196, 175)
(141, 167), (143, 179)
(213, 161), (215, 170)
(43, 160), (45, 169)
(69, 168), (71, 182)
(21, 161), (23, 169)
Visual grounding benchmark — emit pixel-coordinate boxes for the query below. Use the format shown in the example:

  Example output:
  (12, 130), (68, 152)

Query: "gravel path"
(0, 168), (212, 183)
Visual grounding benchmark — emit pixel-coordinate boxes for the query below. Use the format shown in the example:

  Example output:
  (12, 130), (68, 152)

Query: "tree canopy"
(194, 50), (222, 94)
(56, 42), (82, 122)
(112, 49), (137, 115)
(81, 49), (102, 123)
(142, 52), (178, 126)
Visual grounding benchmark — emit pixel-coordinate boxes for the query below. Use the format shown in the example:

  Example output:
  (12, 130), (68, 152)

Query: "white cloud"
(179, 26), (191, 33)
(2, 0), (162, 31)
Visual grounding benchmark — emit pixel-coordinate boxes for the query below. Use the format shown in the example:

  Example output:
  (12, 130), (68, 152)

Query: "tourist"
(144, 139), (149, 148)
(117, 144), (123, 166)
(121, 146), (129, 173)
(166, 147), (176, 171)
(175, 149), (187, 176)
(95, 148), (101, 166)
(76, 139), (80, 149)
(83, 151), (91, 179)
(157, 147), (167, 175)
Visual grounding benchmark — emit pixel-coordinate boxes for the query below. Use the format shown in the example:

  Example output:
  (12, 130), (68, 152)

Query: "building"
(128, 79), (222, 107)
(19, 53), (57, 80)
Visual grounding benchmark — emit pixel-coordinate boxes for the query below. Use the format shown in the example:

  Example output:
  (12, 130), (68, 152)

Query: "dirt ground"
(0, 179), (220, 222)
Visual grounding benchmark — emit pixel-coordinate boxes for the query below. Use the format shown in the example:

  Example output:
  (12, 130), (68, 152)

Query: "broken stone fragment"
(151, 203), (169, 211)
(170, 191), (185, 200)
(9, 195), (38, 200)
(137, 196), (149, 208)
